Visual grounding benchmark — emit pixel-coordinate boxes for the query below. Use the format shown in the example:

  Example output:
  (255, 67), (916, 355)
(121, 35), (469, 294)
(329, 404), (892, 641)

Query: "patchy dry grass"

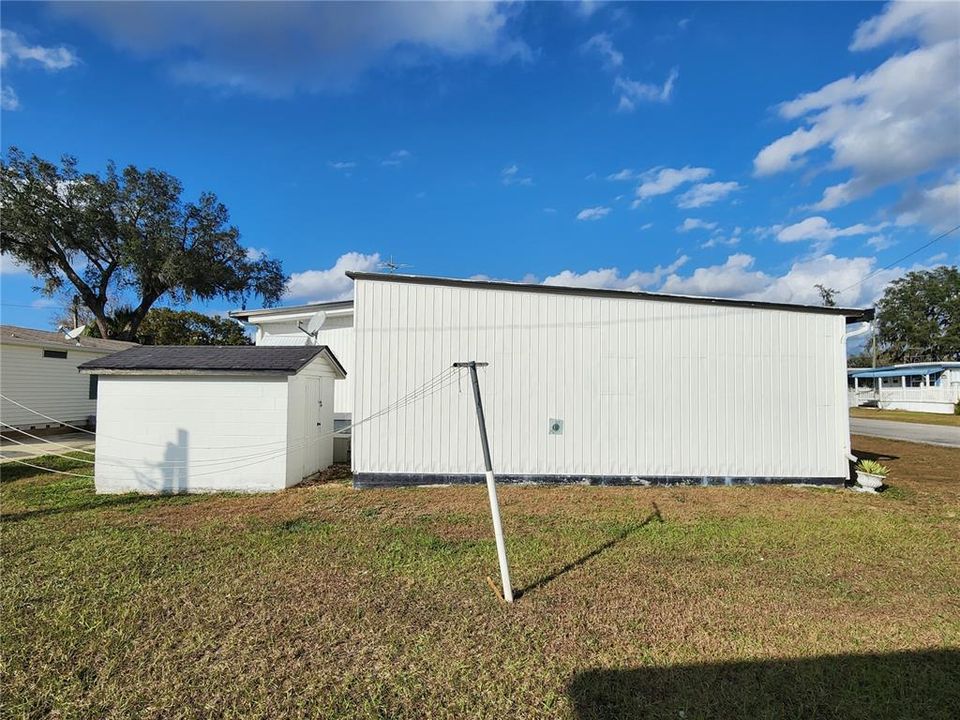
(2, 438), (958, 719)
(850, 406), (960, 427)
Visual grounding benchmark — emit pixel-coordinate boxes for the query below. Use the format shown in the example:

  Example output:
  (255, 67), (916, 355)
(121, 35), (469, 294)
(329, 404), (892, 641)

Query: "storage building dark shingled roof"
(78, 345), (344, 375)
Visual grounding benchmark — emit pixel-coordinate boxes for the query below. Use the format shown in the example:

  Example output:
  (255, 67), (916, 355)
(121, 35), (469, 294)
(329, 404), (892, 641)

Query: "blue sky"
(1, 0), (958, 329)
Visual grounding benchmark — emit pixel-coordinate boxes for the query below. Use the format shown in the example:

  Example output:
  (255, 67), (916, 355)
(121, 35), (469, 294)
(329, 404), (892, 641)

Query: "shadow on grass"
(0, 493), (199, 524)
(851, 446), (900, 462)
(1, 494), (198, 524)
(515, 503), (663, 600)
(568, 649), (960, 720)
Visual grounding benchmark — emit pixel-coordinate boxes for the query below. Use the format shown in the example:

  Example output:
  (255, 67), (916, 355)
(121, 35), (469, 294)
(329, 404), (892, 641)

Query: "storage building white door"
(301, 378), (322, 477)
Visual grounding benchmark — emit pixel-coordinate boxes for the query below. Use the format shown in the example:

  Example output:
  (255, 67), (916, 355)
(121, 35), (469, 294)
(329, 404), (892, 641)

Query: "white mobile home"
(231, 300), (355, 462)
(79, 345), (345, 494)
(231, 300), (355, 415)
(0, 325), (136, 431)
(848, 362), (960, 414)
(348, 272), (871, 488)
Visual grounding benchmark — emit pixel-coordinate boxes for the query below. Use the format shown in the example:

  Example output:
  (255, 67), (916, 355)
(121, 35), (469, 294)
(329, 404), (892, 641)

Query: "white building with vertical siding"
(347, 272), (872, 488)
(230, 300), (355, 418)
(0, 325), (136, 431)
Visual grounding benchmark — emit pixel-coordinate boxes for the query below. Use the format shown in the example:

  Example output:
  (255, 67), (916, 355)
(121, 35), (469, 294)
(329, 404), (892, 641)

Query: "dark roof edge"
(346, 271), (873, 321)
(318, 346), (348, 378)
(229, 299), (354, 320)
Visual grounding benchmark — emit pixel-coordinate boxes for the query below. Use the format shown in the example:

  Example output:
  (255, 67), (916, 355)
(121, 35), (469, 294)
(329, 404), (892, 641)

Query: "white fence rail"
(849, 387), (960, 408)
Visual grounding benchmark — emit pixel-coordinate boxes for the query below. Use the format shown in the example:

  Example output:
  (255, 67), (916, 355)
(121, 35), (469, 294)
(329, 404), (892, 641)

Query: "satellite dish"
(297, 311), (326, 340)
(59, 325), (86, 344)
(305, 311), (326, 335)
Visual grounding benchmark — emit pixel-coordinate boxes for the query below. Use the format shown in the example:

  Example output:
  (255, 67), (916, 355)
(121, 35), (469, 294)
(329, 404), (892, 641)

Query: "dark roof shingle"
(0, 325), (138, 352)
(78, 345), (344, 376)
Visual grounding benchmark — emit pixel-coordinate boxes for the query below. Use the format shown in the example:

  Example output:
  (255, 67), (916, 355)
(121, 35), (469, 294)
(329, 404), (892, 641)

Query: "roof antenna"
(58, 325), (85, 346)
(378, 255), (413, 274)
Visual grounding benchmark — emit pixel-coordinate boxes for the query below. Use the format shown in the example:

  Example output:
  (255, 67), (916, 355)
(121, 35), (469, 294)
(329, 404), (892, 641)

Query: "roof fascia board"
(346, 271), (872, 320)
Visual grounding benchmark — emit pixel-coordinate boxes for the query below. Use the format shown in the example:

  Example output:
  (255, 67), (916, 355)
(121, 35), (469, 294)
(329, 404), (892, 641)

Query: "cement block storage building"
(347, 272), (871, 488)
(80, 346), (345, 494)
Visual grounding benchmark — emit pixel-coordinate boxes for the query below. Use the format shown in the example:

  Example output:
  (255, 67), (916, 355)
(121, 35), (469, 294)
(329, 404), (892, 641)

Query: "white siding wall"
(257, 316), (354, 416)
(1, 343), (108, 428)
(353, 280), (851, 482)
(285, 364), (337, 486)
(94, 376), (291, 493)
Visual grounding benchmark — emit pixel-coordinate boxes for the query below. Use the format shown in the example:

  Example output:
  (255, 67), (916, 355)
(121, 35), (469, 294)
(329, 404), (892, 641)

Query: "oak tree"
(0, 148), (286, 340)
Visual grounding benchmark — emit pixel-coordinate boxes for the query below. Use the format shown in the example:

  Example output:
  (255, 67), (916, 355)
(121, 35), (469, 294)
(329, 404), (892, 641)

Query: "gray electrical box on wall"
(548, 418), (564, 435)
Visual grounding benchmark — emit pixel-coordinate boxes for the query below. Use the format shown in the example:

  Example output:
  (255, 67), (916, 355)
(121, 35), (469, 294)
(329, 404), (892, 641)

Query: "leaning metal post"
(453, 361), (513, 603)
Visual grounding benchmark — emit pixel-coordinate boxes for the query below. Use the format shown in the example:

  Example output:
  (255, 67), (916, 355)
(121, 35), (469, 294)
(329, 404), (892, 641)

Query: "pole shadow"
(515, 503), (663, 600)
(568, 649), (959, 720)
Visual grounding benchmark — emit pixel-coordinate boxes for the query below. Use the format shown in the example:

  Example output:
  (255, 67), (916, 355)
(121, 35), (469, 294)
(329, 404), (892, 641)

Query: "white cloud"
(700, 235), (740, 249)
(328, 161), (356, 171)
(753, 3), (960, 214)
(676, 181), (742, 209)
(850, 0), (960, 51)
(544, 255), (689, 292)
(582, 33), (623, 69)
(775, 216), (888, 243)
(894, 176), (960, 233)
(634, 166), (712, 203)
(576, 206), (611, 221)
(660, 254), (768, 297)
(381, 149), (412, 167)
(606, 168), (637, 182)
(245, 247), (269, 261)
(1, 84), (18, 110)
(543, 207), (558, 214)
(660, 252), (923, 307)
(866, 234), (895, 251)
(677, 218), (717, 233)
(0, 29), (79, 70)
(501, 163), (533, 186)
(285, 251), (381, 301)
(54, 3), (529, 97)
(614, 67), (678, 110)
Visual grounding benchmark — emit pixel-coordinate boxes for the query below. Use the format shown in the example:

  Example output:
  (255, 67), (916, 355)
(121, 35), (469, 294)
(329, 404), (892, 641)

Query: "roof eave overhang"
(79, 368), (294, 377)
(346, 271), (872, 321)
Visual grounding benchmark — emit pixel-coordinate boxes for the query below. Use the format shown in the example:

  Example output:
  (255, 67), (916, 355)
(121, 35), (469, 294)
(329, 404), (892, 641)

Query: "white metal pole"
(455, 361), (513, 603)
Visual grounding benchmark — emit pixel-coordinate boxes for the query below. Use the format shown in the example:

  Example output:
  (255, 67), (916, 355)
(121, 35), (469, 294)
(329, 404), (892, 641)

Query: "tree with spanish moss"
(0, 148), (287, 340)
(875, 266), (960, 362)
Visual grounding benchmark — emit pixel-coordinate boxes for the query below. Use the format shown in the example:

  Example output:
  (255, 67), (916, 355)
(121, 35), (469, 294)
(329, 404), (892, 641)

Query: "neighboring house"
(848, 362), (960, 414)
(347, 272), (872, 488)
(79, 346), (346, 494)
(231, 300), (355, 418)
(0, 324), (136, 431)
(231, 300), (354, 462)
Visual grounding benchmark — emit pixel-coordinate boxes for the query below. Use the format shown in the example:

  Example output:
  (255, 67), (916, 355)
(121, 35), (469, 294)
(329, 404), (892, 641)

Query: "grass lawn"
(850, 406), (960, 427)
(2, 438), (959, 719)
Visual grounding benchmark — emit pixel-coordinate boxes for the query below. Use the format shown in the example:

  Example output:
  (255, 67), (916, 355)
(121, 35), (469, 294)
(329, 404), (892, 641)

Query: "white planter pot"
(855, 471), (884, 492)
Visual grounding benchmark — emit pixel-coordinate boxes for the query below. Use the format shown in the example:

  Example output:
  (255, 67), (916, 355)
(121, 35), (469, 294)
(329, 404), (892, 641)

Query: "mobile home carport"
(347, 272), (871, 488)
(79, 345), (345, 494)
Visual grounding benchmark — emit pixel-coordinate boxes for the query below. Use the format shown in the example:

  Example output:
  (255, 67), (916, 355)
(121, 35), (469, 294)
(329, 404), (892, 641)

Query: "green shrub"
(856, 459), (889, 477)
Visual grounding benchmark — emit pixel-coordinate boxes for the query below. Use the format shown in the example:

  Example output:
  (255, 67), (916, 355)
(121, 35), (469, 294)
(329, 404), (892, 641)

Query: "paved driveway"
(0, 432), (95, 463)
(850, 418), (960, 448)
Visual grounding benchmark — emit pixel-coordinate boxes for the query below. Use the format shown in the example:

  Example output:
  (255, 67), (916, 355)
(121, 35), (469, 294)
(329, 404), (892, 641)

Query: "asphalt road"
(850, 418), (960, 448)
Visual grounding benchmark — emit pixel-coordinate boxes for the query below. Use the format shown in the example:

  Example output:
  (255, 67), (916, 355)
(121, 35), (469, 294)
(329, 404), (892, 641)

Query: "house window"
(43, 349), (68, 359)
(89, 375), (99, 400)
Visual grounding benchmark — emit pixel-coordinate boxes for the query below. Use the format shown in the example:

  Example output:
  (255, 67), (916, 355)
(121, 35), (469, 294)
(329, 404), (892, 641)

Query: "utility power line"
(837, 223), (959, 297)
